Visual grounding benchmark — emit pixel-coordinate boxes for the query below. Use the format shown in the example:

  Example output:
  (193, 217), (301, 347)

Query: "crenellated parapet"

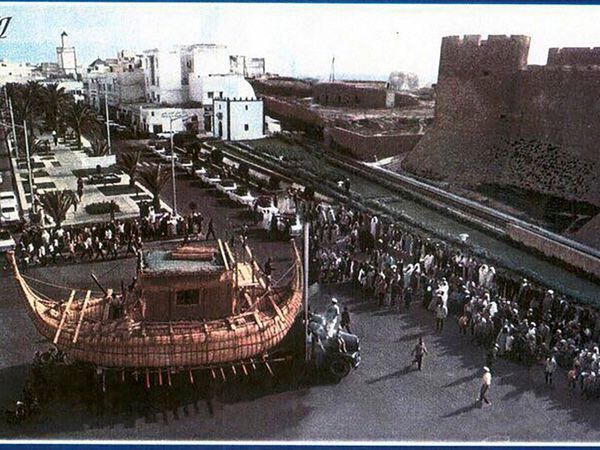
(439, 34), (530, 79)
(548, 47), (600, 66)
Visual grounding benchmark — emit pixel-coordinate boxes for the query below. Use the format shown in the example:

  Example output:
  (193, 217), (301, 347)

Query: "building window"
(207, 92), (213, 99)
(151, 111), (155, 116)
(244, 124), (249, 131)
(219, 91), (223, 99)
(245, 105), (248, 110)
(176, 289), (200, 306)
(157, 94), (160, 103)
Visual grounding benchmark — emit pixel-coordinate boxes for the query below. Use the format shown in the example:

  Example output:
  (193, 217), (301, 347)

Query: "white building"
(56, 31), (78, 77)
(213, 98), (264, 141)
(144, 44), (230, 105)
(230, 55), (266, 78)
(0, 60), (41, 85)
(127, 105), (202, 135)
(83, 52), (145, 111)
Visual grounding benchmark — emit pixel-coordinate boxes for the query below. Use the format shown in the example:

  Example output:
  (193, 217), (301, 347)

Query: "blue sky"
(2, 2), (600, 83)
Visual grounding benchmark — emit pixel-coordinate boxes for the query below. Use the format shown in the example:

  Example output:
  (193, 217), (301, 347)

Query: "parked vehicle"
(0, 191), (19, 226)
(0, 229), (15, 253)
(175, 158), (193, 172)
(157, 131), (175, 139)
(201, 171), (222, 186)
(0, 191), (18, 208)
(308, 312), (361, 382)
(162, 152), (179, 162)
(216, 179), (237, 195)
(193, 167), (207, 178)
(0, 204), (19, 226)
(228, 186), (256, 207)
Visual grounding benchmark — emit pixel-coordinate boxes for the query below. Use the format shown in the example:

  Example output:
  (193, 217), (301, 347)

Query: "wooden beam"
(224, 241), (235, 267)
(231, 365), (237, 376)
(101, 289), (113, 322)
(252, 311), (264, 329)
(72, 290), (91, 344)
(217, 239), (230, 271)
(243, 291), (255, 308)
(241, 363), (248, 376)
(264, 360), (274, 377)
(54, 290), (76, 344)
(219, 367), (226, 381)
(267, 292), (285, 321)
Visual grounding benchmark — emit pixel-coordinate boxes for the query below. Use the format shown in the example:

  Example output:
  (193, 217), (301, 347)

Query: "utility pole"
(303, 222), (310, 362)
(161, 111), (187, 216)
(8, 98), (17, 158)
(104, 82), (112, 154)
(23, 120), (34, 209)
(169, 117), (176, 215)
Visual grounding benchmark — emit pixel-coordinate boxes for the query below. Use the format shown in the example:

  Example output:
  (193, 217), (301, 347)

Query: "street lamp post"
(303, 222), (310, 362)
(169, 117), (176, 215)
(104, 82), (112, 155)
(161, 111), (188, 216)
(8, 98), (18, 158)
(23, 120), (34, 207)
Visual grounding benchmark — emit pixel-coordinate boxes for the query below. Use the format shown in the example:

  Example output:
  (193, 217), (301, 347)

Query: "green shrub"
(85, 201), (121, 215)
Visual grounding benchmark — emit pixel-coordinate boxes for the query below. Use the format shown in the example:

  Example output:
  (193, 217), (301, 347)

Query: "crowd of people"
(7, 187), (600, 400)
(11, 209), (219, 271)
(304, 200), (600, 399)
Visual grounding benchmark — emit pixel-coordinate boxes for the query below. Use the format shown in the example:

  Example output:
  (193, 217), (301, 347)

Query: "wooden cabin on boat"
(140, 243), (235, 321)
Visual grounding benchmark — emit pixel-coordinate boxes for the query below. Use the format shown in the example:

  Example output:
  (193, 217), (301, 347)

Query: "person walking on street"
(486, 344), (499, 373)
(341, 306), (351, 333)
(205, 218), (216, 240)
(544, 354), (557, 386)
(435, 298), (448, 332)
(52, 130), (58, 146)
(411, 337), (428, 371)
(76, 177), (84, 201)
(477, 366), (492, 405)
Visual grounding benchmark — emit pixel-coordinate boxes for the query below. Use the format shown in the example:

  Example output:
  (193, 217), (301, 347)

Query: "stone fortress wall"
(402, 35), (600, 207)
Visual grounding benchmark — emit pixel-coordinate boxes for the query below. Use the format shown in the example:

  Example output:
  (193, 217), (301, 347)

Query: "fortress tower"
(56, 31), (78, 77)
(402, 34), (600, 209)
(434, 34), (530, 131)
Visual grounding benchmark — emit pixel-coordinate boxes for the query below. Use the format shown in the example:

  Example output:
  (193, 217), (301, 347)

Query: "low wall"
(262, 97), (323, 128)
(324, 127), (422, 160)
(507, 223), (600, 278)
(77, 154), (117, 170)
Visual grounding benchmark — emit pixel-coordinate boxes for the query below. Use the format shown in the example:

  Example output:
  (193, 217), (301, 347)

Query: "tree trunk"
(154, 194), (160, 211)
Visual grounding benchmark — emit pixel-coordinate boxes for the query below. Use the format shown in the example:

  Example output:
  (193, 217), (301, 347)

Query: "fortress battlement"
(548, 47), (600, 66)
(442, 34), (531, 48)
(524, 64), (600, 73)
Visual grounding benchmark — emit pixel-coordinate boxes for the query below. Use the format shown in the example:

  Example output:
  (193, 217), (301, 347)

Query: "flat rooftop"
(143, 244), (225, 276)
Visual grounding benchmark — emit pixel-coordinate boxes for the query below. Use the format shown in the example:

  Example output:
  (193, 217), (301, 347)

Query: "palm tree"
(138, 163), (171, 211)
(39, 189), (77, 227)
(118, 150), (142, 187)
(64, 102), (100, 148)
(89, 137), (110, 156)
(41, 83), (70, 132)
(8, 81), (44, 142)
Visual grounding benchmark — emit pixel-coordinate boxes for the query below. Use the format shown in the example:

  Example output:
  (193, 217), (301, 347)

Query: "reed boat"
(8, 240), (303, 370)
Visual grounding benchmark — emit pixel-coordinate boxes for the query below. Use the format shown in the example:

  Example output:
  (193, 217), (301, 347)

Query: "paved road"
(2, 147), (600, 441)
